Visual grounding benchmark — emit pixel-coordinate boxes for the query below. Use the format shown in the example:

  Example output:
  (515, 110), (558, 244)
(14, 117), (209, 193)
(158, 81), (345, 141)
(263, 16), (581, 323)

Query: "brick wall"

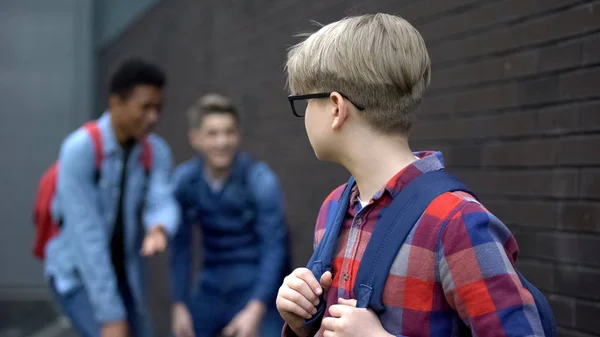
(97, 1), (600, 336)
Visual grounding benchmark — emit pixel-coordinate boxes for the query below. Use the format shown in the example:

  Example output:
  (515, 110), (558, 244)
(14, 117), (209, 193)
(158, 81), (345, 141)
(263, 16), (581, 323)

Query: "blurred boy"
(45, 58), (180, 337)
(170, 94), (289, 337)
(276, 14), (544, 337)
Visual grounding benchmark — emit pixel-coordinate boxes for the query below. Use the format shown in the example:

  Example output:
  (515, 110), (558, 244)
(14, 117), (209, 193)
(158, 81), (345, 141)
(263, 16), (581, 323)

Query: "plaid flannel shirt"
(284, 151), (544, 337)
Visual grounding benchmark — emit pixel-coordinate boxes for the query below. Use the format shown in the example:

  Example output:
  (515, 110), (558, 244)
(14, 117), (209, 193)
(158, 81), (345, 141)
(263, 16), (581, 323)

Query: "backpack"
(305, 169), (556, 337)
(32, 121), (153, 260)
(237, 153), (293, 276)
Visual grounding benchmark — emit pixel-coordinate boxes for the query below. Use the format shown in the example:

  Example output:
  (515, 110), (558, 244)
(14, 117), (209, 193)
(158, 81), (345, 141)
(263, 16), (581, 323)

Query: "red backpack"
(32, 121), (152, 260)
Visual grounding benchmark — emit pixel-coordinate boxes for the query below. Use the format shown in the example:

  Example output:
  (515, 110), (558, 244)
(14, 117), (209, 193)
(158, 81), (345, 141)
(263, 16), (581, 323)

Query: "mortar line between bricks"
(430, 29), (600, 72)
(509, 226), (590, 236)
(556, 326), (598, 337)
(218, 0), (505, 55)
(410, 0), (500, 26)
(452, 166), (598, 172)
(498, 201), (600, 209)
(547, 297), (600, 312)
(419, 97), (600, 120)
(518, 255), (600, 270)
(413, 130), (600, 145)
(549, 293), (600, 307)
(426, 63), (600, 98)
(432, 27), (600, 70)
(526, 283), (600, 299)
(422, 0), (594, 46)
(483, 197), (600, 203)
(456, 193), (600, 203)
(518, 257), (600, 271)
(556, 323), (600, 337)
(234, 0), (372, 37)
(428, 61), (600, 95)
(556, 325), (600, 337)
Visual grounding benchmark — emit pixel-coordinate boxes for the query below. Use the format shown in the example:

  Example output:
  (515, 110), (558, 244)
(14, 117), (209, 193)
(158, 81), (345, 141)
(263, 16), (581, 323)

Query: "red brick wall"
(97, 1), (600, 336)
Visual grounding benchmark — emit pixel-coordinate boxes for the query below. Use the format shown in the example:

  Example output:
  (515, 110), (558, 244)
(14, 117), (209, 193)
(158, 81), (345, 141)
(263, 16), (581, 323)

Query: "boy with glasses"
(276, 14), (546, 337)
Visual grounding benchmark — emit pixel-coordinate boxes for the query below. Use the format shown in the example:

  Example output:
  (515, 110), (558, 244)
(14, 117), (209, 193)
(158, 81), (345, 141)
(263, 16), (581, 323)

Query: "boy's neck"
(205, 164), (231, 181)
(340, 134), (416, 202)
(110, 115), (135, 147)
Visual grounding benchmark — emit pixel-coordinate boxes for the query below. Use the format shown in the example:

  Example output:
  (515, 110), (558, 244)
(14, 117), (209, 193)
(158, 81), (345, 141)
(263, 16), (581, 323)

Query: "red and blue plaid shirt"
(285, 151), (544, 337)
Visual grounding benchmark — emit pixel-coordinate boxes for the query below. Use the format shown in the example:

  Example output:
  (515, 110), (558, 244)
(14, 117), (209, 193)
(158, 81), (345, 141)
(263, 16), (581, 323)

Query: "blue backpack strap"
(232, 152), (260, 218)
(515, 271), (557, 337)
(235, 152), (256, 189)
(304, 176), (355, 326)
(306, 176), (355, 279)
(354, 170), (473, 311)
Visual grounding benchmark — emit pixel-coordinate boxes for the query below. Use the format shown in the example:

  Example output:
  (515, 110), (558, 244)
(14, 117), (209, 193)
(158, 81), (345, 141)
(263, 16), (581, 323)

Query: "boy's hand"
(171, 303), (194, 337)
(101, 320), (129, 337)
(321, 298), (392, 337)
(141, 225), (167, 256)
(276, 268), (332, 336)
(222, 300), (265, 337)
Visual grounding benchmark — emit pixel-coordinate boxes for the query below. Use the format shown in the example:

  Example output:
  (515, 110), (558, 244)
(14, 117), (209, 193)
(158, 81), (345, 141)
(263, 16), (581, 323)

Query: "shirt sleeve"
(143, 136), (180, 237)
(437, 200), (545, 337)
(169, 164), (194, 304)
(57, 131), (125, 323)
(248, 163), (290, 305)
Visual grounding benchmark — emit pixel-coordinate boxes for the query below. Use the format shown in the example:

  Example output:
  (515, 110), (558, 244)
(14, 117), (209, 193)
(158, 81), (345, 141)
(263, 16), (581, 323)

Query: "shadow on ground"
(0, 301), (77, 337)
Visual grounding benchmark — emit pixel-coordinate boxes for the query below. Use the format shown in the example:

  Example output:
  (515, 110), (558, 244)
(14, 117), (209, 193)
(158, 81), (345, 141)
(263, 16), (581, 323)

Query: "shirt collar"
(196, 151), (249, 182)
(97, 111), (119, 156)
(349, 151), (446, 206)
(97, 111), (146, 158)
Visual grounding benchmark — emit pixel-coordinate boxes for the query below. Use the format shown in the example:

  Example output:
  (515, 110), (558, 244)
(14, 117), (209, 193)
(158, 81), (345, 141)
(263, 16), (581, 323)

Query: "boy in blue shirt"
(170, 94), (289, 337)
(45, 58), (180, 337)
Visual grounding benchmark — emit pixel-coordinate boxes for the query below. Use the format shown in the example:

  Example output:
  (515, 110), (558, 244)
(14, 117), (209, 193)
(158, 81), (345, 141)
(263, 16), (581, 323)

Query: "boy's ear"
(330, 92), (349, 130)
(109, 93), (124, 111)
(188, 128), (199, 147)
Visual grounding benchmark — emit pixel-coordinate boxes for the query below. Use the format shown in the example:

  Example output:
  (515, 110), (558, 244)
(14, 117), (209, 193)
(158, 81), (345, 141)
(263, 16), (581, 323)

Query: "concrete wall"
(98, 1), (600, 336)
(0, 0), (160, 303)
(0, 0), (94, 300)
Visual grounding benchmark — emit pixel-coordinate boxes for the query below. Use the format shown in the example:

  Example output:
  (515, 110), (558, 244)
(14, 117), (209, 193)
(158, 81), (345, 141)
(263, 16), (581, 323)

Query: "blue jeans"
(188, 281), (284, 337)
(49, 278), (151, 337)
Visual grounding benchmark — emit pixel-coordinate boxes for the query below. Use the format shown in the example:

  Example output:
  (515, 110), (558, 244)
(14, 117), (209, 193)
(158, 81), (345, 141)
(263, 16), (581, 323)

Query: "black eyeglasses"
(287, 92), (365, 117)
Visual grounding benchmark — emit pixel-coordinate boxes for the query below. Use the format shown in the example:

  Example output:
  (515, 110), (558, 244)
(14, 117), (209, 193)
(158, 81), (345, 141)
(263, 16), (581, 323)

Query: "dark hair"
(187, 93), (240, 128)
(109, 58), (166, 99)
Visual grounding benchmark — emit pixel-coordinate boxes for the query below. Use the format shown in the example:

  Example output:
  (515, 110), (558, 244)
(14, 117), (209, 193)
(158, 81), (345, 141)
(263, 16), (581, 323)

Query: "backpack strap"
(304, 176), (355, 326)
(54, 121), (103, 228)
(353, 170), (474, 312)
(515, 271), (557, 337)
(236, 152), (256, 202)
(82, 121), (103, 183)
(307, 176), (355, 279)
(141, 138), (152, 177)
(83, 122), (153, 182)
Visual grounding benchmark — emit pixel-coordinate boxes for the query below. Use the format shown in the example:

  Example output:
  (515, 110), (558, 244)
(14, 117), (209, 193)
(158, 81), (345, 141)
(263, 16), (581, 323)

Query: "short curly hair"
(109, 58), (166, 99)
(187, 93), (239, 129)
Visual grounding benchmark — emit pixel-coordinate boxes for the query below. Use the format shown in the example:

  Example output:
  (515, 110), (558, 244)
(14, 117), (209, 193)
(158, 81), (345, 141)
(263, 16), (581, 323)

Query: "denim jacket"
(45, 112), (180, 325)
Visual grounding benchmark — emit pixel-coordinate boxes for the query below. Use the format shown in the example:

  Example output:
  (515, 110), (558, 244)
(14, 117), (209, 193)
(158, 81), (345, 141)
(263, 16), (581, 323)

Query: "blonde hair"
(286, 13), (431, 133)
(187, 93), (238, 128)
